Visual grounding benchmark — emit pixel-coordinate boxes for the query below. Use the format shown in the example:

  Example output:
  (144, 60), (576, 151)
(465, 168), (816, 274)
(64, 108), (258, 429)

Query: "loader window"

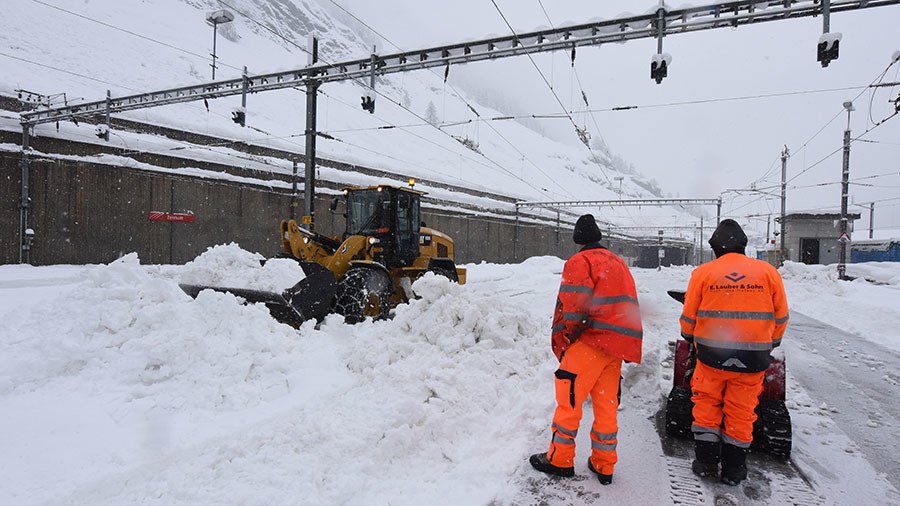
(347, 190), (384, 236)
(395, 191), (420, 264)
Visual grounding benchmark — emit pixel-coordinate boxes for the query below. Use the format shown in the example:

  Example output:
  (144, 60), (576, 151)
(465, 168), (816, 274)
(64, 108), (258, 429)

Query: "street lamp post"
(206, 10), (235, 80)
(852, 201), (876, 239)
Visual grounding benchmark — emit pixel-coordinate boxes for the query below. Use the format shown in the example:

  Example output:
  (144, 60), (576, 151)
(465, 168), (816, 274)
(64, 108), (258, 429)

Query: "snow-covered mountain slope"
(1, 0), (697, 227)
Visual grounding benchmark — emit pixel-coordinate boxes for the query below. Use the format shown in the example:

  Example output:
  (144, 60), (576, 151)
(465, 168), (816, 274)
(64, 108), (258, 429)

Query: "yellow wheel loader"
(181, 185), (466, 325)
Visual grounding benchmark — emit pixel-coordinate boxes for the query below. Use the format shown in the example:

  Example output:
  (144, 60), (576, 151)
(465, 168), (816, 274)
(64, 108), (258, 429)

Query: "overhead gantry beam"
(516, 198), (722, 209)
(20, 0), (900, 126)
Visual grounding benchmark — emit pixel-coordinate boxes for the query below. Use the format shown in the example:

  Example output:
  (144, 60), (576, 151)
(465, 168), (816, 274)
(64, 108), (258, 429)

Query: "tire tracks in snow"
(786, 312), (900, 494)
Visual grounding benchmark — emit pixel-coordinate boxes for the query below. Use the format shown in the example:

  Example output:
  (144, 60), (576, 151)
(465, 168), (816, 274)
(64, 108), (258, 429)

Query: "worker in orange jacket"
(530, 214), (643, 485)
(680, 219), (789, 485)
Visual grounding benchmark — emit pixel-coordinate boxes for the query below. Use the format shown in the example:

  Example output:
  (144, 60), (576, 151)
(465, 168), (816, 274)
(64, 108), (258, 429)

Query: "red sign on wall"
(149, 211), (195, 223)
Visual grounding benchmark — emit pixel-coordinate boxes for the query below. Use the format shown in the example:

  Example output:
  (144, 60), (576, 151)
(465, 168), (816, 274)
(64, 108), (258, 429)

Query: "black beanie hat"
(573, 214), (603, 245)
(708, 219), (748, 258)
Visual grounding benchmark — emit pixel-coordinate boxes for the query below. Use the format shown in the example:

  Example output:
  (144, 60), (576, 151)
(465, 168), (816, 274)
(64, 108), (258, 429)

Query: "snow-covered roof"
(783, 210), (861, 220)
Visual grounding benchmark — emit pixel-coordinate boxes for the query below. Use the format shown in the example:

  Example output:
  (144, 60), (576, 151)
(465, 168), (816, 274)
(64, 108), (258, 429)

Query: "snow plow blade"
(666, 290), (686, 303)
(179, 264), (337, 327)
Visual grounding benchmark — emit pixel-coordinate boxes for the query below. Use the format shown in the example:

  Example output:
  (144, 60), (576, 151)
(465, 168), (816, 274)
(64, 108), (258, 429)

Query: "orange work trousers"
(690, 360), (765, 447)
(546, 340), (622, 474)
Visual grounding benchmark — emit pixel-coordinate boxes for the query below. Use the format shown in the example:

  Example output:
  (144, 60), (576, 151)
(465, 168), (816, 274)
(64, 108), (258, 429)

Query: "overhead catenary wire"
(489, 0), (611, 183)
(0, 50), (323, 169)
(216, 0), (564, 199)
(297, 83), (875, 137)
(0, 51), (252, 133)
(784, 59), (900, 182)
(721, 59), (900, 220)
(5, 6), (549, 199)
(318, 90), (537, 193)
(735, 195), (900, 220)
(535, 0), (610, 150)
(735, 59), (899, 195)
(325, 0), (575, 199)
(786, 110), (899, 185)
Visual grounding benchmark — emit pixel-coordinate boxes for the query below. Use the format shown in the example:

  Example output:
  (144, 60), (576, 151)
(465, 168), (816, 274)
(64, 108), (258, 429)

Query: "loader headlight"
(303, 237), (310, 244)
(368, 237), (380, 245)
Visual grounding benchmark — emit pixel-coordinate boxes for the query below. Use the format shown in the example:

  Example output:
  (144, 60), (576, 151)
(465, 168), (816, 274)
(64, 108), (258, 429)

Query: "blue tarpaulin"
(851, 239), (900, 263)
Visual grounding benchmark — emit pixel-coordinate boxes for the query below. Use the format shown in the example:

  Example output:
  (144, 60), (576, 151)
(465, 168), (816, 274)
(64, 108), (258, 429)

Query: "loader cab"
(345, 186), (422, 267)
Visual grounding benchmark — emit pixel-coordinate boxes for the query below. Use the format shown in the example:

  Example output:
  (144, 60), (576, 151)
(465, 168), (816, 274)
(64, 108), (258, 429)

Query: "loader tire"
(333, 268), (392, 324)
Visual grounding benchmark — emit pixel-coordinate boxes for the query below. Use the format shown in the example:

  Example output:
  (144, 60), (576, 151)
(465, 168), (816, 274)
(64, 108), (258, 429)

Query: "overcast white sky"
(330, 0), (900, 236)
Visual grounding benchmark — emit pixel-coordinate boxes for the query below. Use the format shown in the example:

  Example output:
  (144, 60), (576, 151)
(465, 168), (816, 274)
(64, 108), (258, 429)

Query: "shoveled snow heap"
(164, 242), (306, 292)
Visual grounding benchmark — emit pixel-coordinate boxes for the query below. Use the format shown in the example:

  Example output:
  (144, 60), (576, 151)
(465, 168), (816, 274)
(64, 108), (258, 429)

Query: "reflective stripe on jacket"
(552, 245), (643, 363)
(679, 252), (789, 373)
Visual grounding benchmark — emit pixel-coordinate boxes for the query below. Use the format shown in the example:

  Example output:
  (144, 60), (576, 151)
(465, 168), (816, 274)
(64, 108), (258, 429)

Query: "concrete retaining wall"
(1, 115), (680, 267)
(2, 153), (600, 266)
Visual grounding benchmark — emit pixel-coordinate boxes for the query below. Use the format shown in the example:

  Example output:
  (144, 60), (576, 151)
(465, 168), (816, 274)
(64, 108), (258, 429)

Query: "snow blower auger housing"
(181, 185), (465, 326)
(664, 290), (792, 458)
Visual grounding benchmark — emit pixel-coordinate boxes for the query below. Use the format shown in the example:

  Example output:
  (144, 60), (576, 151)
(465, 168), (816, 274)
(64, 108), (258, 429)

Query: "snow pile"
(174, 242), (305, 292)
(779, 261), (900, 352)
(2, 251), (899, 504)
(0, 253), (303, 410)
(276, 272), (555, 504)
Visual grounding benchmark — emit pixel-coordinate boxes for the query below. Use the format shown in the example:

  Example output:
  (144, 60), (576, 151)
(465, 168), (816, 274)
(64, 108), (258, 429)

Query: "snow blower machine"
(664, 290), (792, 458)
(181, 184), (466, 326)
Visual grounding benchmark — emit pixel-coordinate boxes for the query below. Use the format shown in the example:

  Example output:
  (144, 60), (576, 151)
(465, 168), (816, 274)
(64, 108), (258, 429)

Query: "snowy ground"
(1, 248), (898, 505)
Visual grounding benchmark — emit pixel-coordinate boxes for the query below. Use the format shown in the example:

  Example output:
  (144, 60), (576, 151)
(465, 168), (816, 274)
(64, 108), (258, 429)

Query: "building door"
(800, 238), (820, 264)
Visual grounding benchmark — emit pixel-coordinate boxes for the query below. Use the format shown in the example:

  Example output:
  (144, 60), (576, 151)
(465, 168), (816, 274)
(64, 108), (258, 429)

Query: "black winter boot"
(720, 444), (749, 485)
(691, 440), (720, 478)
(587, 459), (613, 485)
(529, 453), (575, 478)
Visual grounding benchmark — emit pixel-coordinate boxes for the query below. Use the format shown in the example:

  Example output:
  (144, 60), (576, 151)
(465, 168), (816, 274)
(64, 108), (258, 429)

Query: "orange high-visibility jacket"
(552, 246), (643, 363)
(680, 252), (789, 373)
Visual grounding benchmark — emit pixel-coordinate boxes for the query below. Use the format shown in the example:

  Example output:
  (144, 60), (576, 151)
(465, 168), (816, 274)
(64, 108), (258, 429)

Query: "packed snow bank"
(2, 250), (898, 504)
(0, 253), (316, 505)
(780, 261), (900, 352)
(0, 253), (305, 408)
(0, 263), (88, 314)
